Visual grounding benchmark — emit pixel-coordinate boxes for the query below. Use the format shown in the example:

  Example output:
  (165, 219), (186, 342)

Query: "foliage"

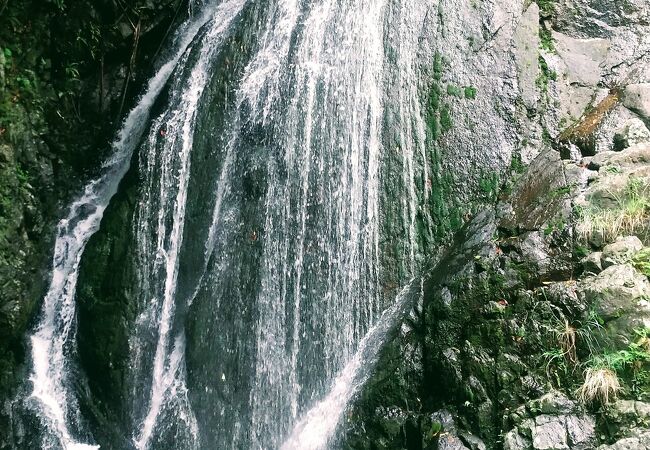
(539, 28), (554, 52)
(446, 84), (463, 97)
(439, 104), (453, 133)
(633, 248), (650, 277)
(536, 0), (556, 16)
(536, 56), (557, 93)
(580, 328), (650, 402)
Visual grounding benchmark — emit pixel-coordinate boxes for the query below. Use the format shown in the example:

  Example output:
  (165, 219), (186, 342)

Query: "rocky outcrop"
(344, 30), (650, 442)
(344, 138), (650, 449)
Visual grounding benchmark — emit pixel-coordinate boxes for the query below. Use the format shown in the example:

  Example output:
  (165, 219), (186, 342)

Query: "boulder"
(504, 413), (596, 450)
(597, 430), (650, 449)
(580, 264), (650, 319)
(580, 264), (650, 345)
(623, 84), (650, 121)
(601, 236), (644, 268)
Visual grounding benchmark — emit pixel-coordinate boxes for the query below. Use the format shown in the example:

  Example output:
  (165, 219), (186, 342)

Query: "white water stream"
(26, 3), (224, 449)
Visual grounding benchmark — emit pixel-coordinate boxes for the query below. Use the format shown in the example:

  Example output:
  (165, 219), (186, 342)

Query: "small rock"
(565, 415), (596, 449)
(438, 434), (470, 450)
(582, 252), (603, 274)
(531, 391), (577, 415)
(580, 264), (650, 346)
(601, 236), (644, 268)
(503, 430), (531, 450)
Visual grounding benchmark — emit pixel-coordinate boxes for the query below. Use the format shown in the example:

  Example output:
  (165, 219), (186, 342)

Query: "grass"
(575, 367), (622, 404)
(577, 177), (650, 244)
(556, 320), (577, 364)
(576, 328), (650, 404)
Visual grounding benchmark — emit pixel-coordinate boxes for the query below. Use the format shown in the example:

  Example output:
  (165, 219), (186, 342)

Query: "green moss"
(633, 248), (650, 277)
(464, 86), (477, 100)
(446, 84), (463, 97)
(539, 28), (554, 52)
(433, 52), (443, 81)
(536, 0), (556, 16)
(478, 173), (500, 202)
(536, 56), (557, 93)
(439, 104), (453, 133)
(510, 152), (526, 174)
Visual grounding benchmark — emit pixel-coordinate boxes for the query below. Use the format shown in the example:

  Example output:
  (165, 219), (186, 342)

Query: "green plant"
(446, 84), (463, 97)
(540, 28), (554, 52)
(580, 328), (650, 402)
(574, 244), (589, 258)
(536, 56), (557, 93)
(478, 173), (500, 202)
(544, 217), (565, 236)
(510, 152), (525, 174)
(440, 104), (453, 133)
(536, 0), (556, 16)
(633, 248), (650, 277)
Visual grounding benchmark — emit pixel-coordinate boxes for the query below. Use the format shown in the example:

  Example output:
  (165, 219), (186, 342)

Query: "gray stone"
(565, 415), (596, 449)
(503, 150), (567, 231)
(532, 415), (569, 449)
(532, 391), (577, 415)
(580, 264), (650, 346)
(601, 236), (644, 268)
(589, 143), (650, 169)
(513, 3), (540, 111)
(504, 430), (532, 450)
(553, 32), (609, 87)
(0, 50), (5, 92)
(597, 430), (650, 449)
(438, 434), (471, 450)
(623, 84), (650, 121)
(580, 264), (650, 320)
(582, 252), (603, 274)
(614, 118), (650, 149)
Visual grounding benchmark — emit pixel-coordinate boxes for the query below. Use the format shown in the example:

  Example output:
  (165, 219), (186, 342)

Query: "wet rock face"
(345, 114), (650, 448)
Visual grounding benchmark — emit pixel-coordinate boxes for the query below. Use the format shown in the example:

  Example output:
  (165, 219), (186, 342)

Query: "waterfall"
(280, 279), (422, 450)
(23, 3), (236, 449)
(17, 0), (432, 448)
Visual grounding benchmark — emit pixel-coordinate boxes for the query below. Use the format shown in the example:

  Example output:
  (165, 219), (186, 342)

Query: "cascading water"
(22, 4), (230, 449)
(16, 0), (433, 448)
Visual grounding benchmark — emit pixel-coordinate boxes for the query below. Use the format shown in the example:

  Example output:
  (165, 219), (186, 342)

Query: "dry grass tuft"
(575, 367), (622, 404)
(556, 320), (577, 364)
(577, 178), (650, 244)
